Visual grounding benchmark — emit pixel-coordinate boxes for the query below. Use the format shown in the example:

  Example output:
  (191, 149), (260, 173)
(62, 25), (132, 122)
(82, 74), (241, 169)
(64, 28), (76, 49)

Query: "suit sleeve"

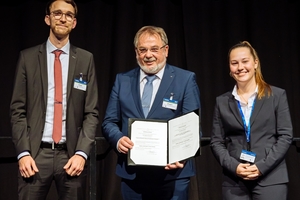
(182, 73), (202, 138)
(101, 74), (124, 151)
(10, 51), (30, 155)
(182, 73), (201, 114)
(75, 53), (99, 156)
(210, 97), (240, 176)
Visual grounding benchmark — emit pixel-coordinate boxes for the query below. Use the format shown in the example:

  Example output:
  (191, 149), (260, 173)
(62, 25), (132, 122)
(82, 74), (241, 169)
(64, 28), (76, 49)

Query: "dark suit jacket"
(102, 64), (201, 180)
(10, 42), (99, 158)
(210, 86), (293, 187)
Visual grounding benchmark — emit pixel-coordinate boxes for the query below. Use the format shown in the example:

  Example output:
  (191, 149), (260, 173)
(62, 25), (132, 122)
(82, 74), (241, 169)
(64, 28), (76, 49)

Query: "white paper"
(130, 121), (167, 166)
(168, 112), (199, 164)
(129, 112), (199, 166)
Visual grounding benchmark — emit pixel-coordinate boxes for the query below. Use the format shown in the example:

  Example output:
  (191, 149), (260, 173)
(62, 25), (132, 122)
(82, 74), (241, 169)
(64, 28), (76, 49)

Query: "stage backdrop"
(1, 0), (300, 199)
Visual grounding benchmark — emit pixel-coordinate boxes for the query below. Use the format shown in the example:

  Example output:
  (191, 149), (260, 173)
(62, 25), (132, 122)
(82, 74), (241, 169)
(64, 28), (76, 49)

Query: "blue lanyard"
(237, 99), (256, 143)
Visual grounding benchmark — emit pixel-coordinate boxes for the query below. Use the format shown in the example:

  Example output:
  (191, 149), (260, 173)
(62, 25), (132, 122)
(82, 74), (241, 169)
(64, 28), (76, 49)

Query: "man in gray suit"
(10, 0), (99, 199)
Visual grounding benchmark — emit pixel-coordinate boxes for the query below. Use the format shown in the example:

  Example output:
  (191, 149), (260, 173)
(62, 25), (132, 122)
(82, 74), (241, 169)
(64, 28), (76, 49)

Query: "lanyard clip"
(170, 93), (174, 100)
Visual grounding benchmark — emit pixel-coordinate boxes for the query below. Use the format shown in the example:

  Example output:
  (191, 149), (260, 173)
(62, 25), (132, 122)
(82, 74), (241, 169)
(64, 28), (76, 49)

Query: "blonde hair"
(228, 41), (272, 99)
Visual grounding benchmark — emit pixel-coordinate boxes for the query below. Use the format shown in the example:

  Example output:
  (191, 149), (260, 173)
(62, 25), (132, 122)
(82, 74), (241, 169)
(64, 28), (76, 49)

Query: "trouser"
(18, 147), (87, 200)
(121, 177), (190, 200)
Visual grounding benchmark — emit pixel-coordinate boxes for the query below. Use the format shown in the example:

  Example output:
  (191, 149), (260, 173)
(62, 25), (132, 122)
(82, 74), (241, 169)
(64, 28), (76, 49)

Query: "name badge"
(240, 150), (256, 163)
(74, 79), (87, 91)
(162, 98), (178, 110)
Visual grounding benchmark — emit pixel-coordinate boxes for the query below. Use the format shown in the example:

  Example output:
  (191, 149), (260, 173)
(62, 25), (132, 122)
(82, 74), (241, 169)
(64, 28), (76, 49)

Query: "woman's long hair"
(228, 41), (272, 99)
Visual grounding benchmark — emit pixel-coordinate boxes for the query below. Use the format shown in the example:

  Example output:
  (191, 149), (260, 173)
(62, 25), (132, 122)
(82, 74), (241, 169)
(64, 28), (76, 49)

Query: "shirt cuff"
(17, 151), (30, 160)
(75, 151), (88, 160)
(116, 139), (121, 153)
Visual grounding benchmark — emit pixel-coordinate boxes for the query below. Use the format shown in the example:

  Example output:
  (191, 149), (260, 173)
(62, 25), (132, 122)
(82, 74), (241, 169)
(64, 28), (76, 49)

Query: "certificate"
(128, 112), (200, 166)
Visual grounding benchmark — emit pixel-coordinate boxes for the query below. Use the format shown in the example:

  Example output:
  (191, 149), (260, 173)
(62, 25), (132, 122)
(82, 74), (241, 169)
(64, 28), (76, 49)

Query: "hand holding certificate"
(128, 112), (200, 166)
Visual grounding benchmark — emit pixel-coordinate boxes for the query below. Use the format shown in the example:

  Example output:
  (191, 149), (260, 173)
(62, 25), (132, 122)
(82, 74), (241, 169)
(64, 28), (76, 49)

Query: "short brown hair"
(45, 0), (78, 16)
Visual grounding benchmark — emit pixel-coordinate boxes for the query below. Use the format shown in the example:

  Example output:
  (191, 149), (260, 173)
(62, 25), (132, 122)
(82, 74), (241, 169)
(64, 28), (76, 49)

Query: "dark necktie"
(142, 75), (156, 118)
(52, 50), (63, 144)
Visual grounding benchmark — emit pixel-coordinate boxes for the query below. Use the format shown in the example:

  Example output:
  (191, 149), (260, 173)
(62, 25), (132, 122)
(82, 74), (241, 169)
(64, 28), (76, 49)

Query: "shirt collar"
(139, 65), (165, 83)
(232, 85), (258, 106)
(46, 38), (70, 54)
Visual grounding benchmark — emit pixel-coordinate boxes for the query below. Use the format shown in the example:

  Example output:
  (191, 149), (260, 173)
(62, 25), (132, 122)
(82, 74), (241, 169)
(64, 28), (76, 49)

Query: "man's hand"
(18, 155), (39, 178)
(63, 154), (86, 176)
(165, 160), (186, 170)
(118, 136), (134, 154)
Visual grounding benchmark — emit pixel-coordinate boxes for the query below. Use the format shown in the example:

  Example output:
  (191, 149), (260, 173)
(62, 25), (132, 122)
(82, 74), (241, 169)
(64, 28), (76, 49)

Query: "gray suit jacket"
(10, 42), (99, 158)
(210, 86), (293, 186)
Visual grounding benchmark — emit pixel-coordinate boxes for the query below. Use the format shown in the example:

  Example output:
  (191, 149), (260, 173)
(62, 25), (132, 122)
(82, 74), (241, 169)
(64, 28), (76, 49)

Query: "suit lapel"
(38, 43), (77, 111)
(228, 90), (266, 128)
(39, 43), (48, 110)
(148, 65), (174, 117)
(130, 69), (144, 117)
(67, 45), (77, 99)
(250, 94), (265, 126)
(228, 95), (244, 127)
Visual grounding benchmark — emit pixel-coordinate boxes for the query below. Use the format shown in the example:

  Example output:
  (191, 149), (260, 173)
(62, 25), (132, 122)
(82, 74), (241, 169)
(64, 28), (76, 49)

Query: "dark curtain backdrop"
(1, 0), (300, 199)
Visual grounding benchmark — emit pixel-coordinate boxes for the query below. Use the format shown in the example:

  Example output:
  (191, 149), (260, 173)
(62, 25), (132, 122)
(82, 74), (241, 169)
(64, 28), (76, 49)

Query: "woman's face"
(229, 47), (258, 84)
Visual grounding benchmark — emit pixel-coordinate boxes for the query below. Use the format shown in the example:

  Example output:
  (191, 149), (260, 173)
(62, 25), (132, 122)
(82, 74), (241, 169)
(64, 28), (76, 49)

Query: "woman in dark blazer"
(210, 41), (293, 200)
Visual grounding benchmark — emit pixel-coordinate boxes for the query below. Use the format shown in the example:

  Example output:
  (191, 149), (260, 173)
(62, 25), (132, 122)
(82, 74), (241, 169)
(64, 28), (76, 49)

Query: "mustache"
(144, 57), (156, 62)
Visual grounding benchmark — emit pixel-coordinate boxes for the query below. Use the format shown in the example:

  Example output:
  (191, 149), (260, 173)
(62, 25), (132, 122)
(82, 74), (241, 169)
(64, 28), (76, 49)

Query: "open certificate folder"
(128, 112), (200, 166)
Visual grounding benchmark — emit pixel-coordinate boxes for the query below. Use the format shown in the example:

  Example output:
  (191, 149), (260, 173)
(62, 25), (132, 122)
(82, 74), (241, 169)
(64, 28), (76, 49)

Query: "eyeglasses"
(136, 44), (167, 55)
(50, 10), (75, 21)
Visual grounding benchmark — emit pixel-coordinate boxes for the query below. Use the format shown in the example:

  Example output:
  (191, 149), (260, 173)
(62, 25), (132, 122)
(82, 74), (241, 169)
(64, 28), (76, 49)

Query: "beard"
(137, 57), (166, 74)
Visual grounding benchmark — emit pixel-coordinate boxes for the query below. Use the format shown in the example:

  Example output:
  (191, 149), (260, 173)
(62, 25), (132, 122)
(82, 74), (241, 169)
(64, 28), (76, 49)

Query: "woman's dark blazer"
(210, 86), (293, 187)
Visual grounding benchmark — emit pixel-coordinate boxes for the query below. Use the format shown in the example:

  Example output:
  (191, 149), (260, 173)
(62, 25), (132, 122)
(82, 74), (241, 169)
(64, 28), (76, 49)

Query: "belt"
(40, 142), (67, 150)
